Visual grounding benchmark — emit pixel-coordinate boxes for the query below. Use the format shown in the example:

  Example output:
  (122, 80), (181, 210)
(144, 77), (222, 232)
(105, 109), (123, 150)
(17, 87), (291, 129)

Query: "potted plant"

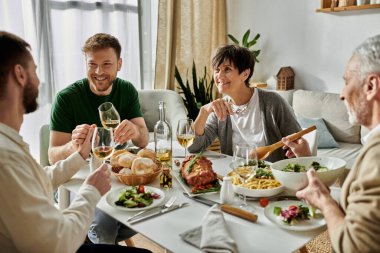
(228, 29), (261, 62)
(174, 61), (215, 120)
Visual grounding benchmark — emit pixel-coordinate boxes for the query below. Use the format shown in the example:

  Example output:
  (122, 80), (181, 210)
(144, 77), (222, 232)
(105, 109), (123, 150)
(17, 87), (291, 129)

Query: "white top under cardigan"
(229, 88), (265, 149)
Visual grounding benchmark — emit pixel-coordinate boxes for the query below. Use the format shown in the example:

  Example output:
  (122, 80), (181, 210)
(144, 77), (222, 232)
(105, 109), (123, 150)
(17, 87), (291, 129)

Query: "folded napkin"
(180, 204), (238, 253)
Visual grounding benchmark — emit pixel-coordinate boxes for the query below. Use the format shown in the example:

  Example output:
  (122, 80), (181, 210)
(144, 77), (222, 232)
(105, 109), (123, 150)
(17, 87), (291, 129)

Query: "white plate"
(106, 186), (165, 211)
(264, 200), (326, 231)
(232, 184), (284, 198)
(172, 169), (220, 197)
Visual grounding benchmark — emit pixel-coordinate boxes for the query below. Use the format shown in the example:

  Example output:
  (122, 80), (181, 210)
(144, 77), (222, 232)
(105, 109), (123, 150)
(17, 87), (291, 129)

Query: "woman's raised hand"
(202, 98), (233, 121)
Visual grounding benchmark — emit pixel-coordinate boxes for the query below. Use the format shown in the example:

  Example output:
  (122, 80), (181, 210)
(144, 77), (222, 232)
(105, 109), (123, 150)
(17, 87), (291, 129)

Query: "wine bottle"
(154, 101), (172, 167)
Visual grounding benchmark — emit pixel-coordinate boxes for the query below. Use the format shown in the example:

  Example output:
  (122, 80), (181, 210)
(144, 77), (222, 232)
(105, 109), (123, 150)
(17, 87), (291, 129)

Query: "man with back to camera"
(0, 31), (151, 253)
(48, 33), (149, 244)
(285, 34), (380, 252)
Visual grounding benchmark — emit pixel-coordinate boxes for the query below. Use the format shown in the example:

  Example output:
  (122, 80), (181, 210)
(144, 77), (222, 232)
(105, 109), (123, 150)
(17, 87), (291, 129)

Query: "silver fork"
(126, 196), (177, 222)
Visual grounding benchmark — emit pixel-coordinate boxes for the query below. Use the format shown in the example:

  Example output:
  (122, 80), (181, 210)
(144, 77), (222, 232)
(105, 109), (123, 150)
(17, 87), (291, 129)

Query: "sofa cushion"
(293, 90), (361, 144)
(138, 89), (187, 139)
(297, 115), (339, 148)
(317, 142), (362, 169)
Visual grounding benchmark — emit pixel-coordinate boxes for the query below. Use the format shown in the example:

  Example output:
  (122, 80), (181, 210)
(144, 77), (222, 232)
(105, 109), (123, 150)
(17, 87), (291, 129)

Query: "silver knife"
(129, 203), (189, 224)
(183, 192), (219, 206)
(183, 193), (258, 222)
(173, 154), (227, 158)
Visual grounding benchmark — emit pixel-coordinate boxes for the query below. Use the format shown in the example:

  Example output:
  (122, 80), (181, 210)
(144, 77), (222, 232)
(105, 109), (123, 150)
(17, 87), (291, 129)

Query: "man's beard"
(23, 76), (38, 114)
(344, 98), (369, 126)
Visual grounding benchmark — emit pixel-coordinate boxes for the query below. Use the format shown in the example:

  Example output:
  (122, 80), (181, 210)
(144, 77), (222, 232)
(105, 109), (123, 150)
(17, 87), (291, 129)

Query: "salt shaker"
(220, 177), (235, 204)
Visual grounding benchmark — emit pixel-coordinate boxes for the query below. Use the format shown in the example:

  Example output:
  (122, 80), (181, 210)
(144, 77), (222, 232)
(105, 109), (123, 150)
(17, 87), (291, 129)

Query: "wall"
(226, 0), (380, 94)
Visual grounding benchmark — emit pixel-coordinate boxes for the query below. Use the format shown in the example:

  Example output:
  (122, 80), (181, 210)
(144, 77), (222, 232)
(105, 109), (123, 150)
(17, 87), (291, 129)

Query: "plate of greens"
(106, 186), (165, 211)
(264, 200), (325, 231)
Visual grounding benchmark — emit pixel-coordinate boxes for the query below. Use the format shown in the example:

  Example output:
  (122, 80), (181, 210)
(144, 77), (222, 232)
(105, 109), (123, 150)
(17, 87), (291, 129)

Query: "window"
(0, 0), (158, 159)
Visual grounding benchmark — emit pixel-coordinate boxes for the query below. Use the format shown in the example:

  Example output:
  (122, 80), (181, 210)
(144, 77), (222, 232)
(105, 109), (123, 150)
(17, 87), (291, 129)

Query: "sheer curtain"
(49, 0), (141, 93)
(0, 0), (158, 160)
(154, 0), (227, 90)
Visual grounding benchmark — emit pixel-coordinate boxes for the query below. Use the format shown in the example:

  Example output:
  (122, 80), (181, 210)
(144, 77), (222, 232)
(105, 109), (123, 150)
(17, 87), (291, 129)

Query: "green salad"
(282, 161), (329, 172)
(244, 160), (270, 169)
(273, 204), (310, 225)
(114, 186), (160, 208)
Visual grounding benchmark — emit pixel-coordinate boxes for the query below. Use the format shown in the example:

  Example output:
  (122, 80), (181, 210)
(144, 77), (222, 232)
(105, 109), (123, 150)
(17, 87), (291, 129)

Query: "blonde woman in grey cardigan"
(188, 45), (310, 162)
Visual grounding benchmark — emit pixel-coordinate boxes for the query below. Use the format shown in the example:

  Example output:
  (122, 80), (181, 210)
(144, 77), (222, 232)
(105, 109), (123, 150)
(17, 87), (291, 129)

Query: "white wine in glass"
(92, 127), (115, 164)
(176, 119), (195, 157)
(98, 102), (121, 130)
(232, 143), (257, 212)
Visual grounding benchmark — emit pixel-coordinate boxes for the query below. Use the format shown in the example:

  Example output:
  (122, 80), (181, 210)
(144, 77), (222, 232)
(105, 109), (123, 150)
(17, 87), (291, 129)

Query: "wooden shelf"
(317, 3), (380, 13)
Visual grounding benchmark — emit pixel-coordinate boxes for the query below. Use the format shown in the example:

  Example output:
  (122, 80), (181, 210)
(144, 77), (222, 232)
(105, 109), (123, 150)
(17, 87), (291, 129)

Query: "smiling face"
(213, 59), (249, 96)
(85, 47), (122, 95)
(341, 54), (371, 126)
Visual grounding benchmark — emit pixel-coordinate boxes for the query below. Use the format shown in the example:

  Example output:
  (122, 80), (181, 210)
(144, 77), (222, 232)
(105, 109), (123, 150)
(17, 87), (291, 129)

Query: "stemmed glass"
(176, 119), (195, 157)
(232, 143), (258, 211)
(98, 102), (128, 149)
(98, 102), (120, 130)
(91, 127), (115, 164)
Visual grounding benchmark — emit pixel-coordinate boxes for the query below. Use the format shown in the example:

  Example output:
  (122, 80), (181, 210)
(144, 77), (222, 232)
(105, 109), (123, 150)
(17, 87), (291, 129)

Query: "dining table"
(59, 141), (341, 253)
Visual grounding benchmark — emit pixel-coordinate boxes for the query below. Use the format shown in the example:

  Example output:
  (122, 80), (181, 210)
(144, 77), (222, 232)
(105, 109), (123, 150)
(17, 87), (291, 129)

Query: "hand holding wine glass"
(98, 102), (129, 149)
(98, 102), (120, 129)
(91, 127), (115, 164)
(176, 119), (195, 157)
(232, 143), (258, 211)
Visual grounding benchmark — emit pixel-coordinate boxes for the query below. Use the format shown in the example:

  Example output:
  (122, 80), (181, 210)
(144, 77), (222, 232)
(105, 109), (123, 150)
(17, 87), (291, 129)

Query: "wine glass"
(176, 119), (195, 157)
(98, 102), (129, 149)
(232, 143), (258, 211)
(91, 127), (115, 164)
(98, 102), (120, 129)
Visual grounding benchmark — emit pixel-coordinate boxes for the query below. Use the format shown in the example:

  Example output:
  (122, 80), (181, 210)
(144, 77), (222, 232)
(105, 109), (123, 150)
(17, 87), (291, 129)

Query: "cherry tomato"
(259, 198), (269, 207)
(138, 185), (145, 194)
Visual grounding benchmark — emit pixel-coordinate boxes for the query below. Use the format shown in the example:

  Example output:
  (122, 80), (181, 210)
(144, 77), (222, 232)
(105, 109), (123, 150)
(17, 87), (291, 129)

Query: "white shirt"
(362, 124), (380, 144)
(230, 89), (265, 150)
(0, 123), (101, 253)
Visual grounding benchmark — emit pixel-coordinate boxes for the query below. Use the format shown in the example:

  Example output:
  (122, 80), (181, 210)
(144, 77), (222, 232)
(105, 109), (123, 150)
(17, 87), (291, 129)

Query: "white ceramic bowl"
(270, 156), (346, 193)
(232, 183), (284, 198)
(228, 161), (284, 197)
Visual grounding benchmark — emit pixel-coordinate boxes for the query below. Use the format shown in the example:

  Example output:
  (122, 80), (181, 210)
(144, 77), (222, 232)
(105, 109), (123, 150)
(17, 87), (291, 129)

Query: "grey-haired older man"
(296, 34), (380, 253)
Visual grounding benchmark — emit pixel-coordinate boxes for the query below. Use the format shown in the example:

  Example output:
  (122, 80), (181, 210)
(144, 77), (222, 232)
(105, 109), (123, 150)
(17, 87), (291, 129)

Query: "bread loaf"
(131, 157), (158, 175)
(137, 148), (156, 161)
(110, 150), (135, 167)
(118, 153), (138, 168)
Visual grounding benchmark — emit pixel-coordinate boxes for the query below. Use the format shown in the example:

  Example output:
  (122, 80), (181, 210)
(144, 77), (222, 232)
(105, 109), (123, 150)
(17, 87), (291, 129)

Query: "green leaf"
(242, 29), (251, 46)
(247, 39), (257, 48)
(228, 29), (261, 64)
(174, 60), (215, 120)
(253, 33), (261, 41)
(227, 34), (239, 44)
(192, 61), (199, 101)
(273, 206), (282, 216)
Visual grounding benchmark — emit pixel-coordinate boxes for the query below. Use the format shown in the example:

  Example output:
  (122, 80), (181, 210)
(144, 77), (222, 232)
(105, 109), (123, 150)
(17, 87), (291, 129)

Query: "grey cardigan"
(188, 89), (301, 162)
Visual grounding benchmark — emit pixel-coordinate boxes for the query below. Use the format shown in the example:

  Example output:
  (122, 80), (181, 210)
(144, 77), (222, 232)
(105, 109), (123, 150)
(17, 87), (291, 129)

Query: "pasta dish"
(229, 167), (281, 190)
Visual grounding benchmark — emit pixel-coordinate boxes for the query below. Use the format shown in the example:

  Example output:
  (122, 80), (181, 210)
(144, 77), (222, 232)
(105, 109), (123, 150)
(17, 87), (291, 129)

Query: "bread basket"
(111, 148), (162, 186)
(112, 167), (162, 186)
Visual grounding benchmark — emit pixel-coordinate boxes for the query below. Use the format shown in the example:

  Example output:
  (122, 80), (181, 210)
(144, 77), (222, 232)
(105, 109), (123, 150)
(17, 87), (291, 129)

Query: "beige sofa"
(292, 89), (367, 169)
(138, 89), (187, 140)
